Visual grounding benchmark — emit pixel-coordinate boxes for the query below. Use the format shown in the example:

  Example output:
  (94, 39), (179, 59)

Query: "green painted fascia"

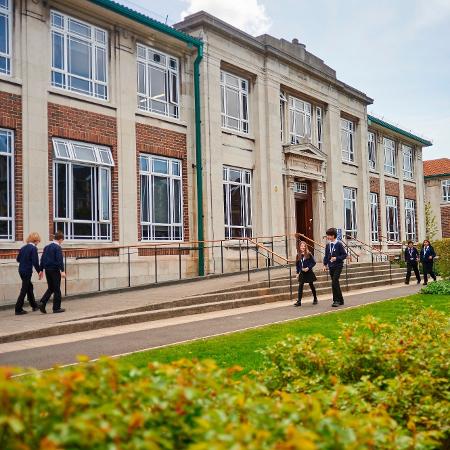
(424, 173), (450, 180)
(88, 0), (202, 47)
(368, 114), (432, 147)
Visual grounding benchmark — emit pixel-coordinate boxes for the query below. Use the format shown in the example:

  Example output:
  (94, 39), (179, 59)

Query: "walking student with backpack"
(404, 240), (421, 285)
(323, 227), (347, 307)
(39, 231), (66, 314)
(294, 240), (318, 307)
(420, 239), (437, 286)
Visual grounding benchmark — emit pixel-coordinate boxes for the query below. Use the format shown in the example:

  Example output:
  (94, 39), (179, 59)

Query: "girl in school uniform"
(420, 239), (437, 285)
(294, 240), (318, 307)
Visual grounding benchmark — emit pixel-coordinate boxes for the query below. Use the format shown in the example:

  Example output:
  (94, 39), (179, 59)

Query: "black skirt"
(298, 270), (317, 284)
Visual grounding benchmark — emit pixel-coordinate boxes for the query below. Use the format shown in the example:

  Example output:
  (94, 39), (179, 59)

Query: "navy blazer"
(404, 247), (419, 264)
(296, 254), (316, 274)
(420, 245), (436, 264)
(40, 242), (64, 272)
(16, 243), (40, 276)
(323, 240), (347, 268)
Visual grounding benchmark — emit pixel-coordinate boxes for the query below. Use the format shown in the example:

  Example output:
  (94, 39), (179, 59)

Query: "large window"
(280, 92), (287, 142)
(289, 97), (312, 144)
(316, 106), (323, 150)
(341, 118), (355, 162)
(343, 187), (357, 238)
(402, 145), (414, 179)
(368, 131), (376, 170)
(223, 166), (252, 238)
(50, 10), (108, 100)
(383, 138), (396, 175)
(220, 71), (249, 133)
(0, 0), (11, 75)
(370, 192), (379, 243)
(386, 195), (399, 241)
(140, 154), (183, 241)
(442, 180), (450, 203)
(405, 199), (416, 242)
(137, 44), (179, 119)
(53, 138), (113, 241)
(0, 128), (13, 240)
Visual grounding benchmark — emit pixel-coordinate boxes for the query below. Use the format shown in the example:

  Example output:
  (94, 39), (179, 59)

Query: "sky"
(118, 0), (450, 160)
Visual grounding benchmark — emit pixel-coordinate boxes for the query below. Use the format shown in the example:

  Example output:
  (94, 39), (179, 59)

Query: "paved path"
(0, 283), (420, 369)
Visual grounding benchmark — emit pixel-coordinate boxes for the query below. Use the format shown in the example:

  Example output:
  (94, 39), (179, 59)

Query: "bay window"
(53, 138), (113, 241)
(140, 154), (183, 241)
(221, 71), (249, 133)
(405, 199), (416, 241)
(223, 166), (252, 238)
(368, 131), (376, 170)
(289, 97), (312, 144)
(442, 180), (450, 202)
(0, 128), (13, 240)
(0, 0), (11, 75)
(386, 195), (399, 241)
(370, 192), (379, 242)
(341, 119), (355, 162)
(402, 145), (414, 179)
(51, 10), (108, 100)
(383, 138), (396, 175)
(137, 44), (180, 118)
(343, 187), (357, 238)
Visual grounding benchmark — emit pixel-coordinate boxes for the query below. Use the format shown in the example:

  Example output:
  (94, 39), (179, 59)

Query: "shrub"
(417, 239), (450, 279)
(421, 279), (450, 295)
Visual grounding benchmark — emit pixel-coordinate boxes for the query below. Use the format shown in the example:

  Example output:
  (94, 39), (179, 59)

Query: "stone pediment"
(283, 142), (327, 181)
(283, 142), (327, 162)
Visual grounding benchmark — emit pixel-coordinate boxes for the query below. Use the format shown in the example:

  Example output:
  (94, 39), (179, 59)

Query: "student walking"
(294, 240), (318, 307)
(404, 240), (421, 285)
(39, 231), (66, 314)
(420, 239), (437, 285)
(323, 228), (347, 307)
(15, 232), (43, 315)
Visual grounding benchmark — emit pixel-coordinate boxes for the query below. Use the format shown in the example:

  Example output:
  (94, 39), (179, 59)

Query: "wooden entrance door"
(295, 181), (313, 241)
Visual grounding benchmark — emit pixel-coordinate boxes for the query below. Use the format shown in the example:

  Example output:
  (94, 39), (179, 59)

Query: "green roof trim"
(88, 0), (202, 47)
(424, 173), (450, 179)
(367, 114), (432, 147)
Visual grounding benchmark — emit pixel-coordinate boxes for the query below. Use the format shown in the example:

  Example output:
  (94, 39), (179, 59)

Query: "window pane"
(229, 169), (241, 183)
(153, 176), (169, 223)
(0, 154), (8, 217)
(68, 18), (91, 38)
(73, 222), (93, 239)
(99, 168), (110, 221)
(72, 165), (93, 220)
(226, 88), (240, 119)
(55, 163), (67, 219)
(73, 144), (96, 162)
(149, 66), (166, 101)
(173, 178), (181, 223)
(230, 185), (243, 226)
(68, 37), (92, 79)
(140, 155), (149, 172)
(0, 14), (8, 54)
(137, 61), (146, 95)
(52, 32), (64, 70)
(95, 47), (106, 82)
(140, 174), (150, 222)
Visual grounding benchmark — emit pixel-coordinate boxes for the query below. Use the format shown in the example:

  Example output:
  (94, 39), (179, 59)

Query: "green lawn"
(121, 294), (450, 374)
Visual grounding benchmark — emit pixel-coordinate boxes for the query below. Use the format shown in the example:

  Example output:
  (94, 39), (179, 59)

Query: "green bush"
(421, 280), (450, 295)
(0, 307), (448, 449)
(417, 239), (450, 279)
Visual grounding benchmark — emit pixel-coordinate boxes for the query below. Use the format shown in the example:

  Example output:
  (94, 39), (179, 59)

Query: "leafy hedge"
(1, 306), (449, 449)
(421, 280), (450, 295)
(416, 238), (450, 279)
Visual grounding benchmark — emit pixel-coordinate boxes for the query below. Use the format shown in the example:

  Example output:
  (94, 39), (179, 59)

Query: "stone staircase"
(0, 262), (405, 343)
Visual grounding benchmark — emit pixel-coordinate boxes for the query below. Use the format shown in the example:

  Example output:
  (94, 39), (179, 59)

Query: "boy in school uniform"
(15, 232), (43, 315)
(39, 231), (66, 314)
(420, 239), (437, 286)
(404, 240), (421, 285)
(323, 227), (347, 307)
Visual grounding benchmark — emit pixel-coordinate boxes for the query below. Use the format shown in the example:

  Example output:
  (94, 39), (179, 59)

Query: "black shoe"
(32, 306), (39, 312)
(405, 281), (409, 285)
(423, 283), (428, 286)
(294, 302), (301, 307)
(331, 302), (339, 307)
(339, 301), (344, 306)
(15, 310), (27, 316)
(39, 303), (47, 314)
(417, 280), (421, 285)
(312, 298), (318, 305)
(53, 308), (65, 314)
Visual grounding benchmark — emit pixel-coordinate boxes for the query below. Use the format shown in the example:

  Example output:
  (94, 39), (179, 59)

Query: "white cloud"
(180, 0), (271, 35)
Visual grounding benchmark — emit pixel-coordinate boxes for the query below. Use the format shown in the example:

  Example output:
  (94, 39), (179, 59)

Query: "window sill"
(369, 168), (378, 174)
(221, 128), (255, 142)
(135, 110), (188, 128)
(0, 74), (22, 87)
(342, 160), (358, 168)
(384, 174), (399, 181)
(48, 87), (117, 110)
(403, 177), (415, 183)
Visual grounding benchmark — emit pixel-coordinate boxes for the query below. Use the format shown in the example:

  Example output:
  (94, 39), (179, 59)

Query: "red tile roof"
(423, 158), (450, 177)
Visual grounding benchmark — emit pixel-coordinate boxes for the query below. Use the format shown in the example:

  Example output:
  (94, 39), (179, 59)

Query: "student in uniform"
(420, 239), (437, 285)
(294, 240), (318, 307)
(15, 232), (43, 315)
(323, 227), (347, 307)
(39, 231), (66, 314)
(404, 240), (421, 285)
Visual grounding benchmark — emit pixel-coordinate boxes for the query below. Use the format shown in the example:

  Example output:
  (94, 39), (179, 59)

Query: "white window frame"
(50, 10), (108, 100)
(370, 192), (379, 243)
(137, 43), (180, 119)
(0, 0), (12, 76)
(289, 96), (312, 144)
(402, 145), (414, 179)
(385, 195), (399, 242)
(139, 154), (183, 242)
(52, 138), (113, 241)
(0, 128), (14, 240)
(280, 91), (287, 142)
(294, 181), (308, 194)
(223, 166), (252, 239)
(316, 106), (323, 150)
(404, 199), (416, 242)
(442, 180), (450, 203)
(343, 186), (357, 238)
(383, 137), (397, 175)
(341, 118), (355, 162)
(368, 131), (376, 170)
(220, 70), (249, 134)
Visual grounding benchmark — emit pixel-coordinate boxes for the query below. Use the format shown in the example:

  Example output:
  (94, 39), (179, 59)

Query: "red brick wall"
(369, 177), (380, 193)
(441, 206), (450, 238)
(135, 122), (189, 242)
(404, 185), (417, 200)
(47, 103), (119, 241)
(385, 180), (400, 197)
(0, 91), (23, 241)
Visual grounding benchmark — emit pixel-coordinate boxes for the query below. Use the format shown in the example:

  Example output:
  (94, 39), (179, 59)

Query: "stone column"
(415, 146), (426, 241)
(312, 180), (326, 246)
(284, 175), (296, 257)
(377, 135), (388, 251)
(398, 143), (406, 242)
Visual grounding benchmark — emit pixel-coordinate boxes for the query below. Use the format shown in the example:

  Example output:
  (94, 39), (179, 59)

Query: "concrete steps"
(0, 262), (405, 344)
